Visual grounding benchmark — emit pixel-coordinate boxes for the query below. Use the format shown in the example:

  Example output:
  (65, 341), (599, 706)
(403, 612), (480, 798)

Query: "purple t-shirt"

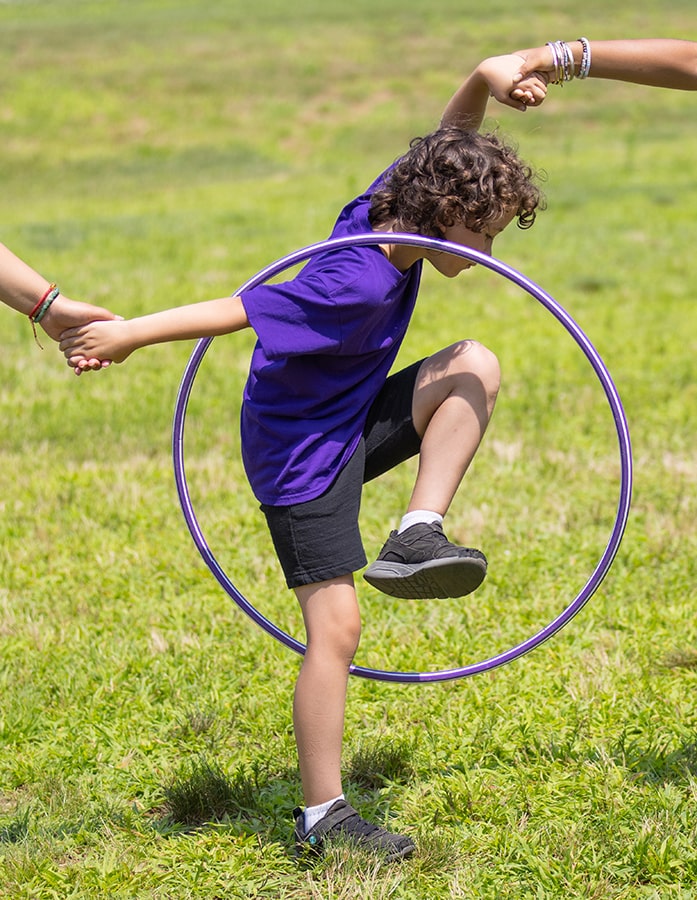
(240, 173), (422, 506)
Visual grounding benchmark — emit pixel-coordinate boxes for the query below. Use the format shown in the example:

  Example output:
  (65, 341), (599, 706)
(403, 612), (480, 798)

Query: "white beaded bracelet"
(578, 36), (592, 79)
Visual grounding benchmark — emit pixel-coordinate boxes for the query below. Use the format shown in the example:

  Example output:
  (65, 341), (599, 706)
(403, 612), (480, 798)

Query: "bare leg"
(292, 574), (416, 858)
(410, 340), (500, 514)
(293, 574), (361, 807)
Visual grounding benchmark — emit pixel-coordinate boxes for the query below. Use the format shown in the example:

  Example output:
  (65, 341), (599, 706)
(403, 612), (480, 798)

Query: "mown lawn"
(1, 1), (696, 897)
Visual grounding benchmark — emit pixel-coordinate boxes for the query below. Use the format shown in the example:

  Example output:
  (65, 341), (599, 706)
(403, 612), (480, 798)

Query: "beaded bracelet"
(33, 287), (60, 324)
(29, 282), (60, 348)
(578, 37), (592, 79)
(28, 283), (56, 320)
(562, 41), (575, 82)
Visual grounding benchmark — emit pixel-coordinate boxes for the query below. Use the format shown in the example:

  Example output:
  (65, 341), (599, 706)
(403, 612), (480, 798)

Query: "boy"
(60, 52), (545, 858)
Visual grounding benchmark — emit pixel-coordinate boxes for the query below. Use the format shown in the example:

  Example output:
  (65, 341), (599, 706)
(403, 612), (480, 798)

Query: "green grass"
(2, 1), (697, 896)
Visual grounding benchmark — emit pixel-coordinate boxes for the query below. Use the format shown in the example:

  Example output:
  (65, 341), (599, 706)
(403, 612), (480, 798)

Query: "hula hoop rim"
(172, 232), (633, 683)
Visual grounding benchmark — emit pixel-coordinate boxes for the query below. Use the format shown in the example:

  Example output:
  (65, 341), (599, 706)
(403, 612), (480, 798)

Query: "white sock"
(398, 510), (443, 534)
(303, 794), (345, 834)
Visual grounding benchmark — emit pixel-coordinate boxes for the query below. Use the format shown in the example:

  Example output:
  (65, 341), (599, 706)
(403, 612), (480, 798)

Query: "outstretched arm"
(513, 39), (697, 92)
(0, 242), (117, 365)
(60, 295), (251, 371)
(441, 53), (548, 129)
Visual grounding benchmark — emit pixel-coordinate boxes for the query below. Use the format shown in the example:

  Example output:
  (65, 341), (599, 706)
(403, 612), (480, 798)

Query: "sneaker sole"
(295, 834), (416, 862)
(363, 556), (487, 599)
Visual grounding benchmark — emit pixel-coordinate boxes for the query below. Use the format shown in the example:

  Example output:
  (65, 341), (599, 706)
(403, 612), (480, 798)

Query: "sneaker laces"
(384, 522), (484, 563)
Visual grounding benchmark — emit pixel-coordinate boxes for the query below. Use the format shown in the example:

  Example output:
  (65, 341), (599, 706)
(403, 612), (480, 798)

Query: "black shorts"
(261, 359), (424, 588)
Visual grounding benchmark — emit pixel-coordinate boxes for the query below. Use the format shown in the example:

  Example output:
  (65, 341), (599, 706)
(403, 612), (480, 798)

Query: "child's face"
(429, 208), (517, 278)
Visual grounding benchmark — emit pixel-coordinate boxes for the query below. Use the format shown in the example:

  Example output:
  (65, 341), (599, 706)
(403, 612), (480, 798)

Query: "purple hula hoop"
(172, 233), (633, 683)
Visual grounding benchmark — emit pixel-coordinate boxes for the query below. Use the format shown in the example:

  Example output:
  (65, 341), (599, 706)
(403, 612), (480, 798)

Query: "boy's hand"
(510, 46), (557, 107)
(40, 296), (118, 370)
(477, 54), (548, 111)
(510, 71), (549, 108)
(59, 319), (135, 375)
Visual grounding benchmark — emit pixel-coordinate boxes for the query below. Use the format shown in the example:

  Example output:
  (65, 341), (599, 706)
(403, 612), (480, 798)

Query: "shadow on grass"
(344, 735), (419, 792)
(613, 645), (697, 786)
(659, 647), (697, 671)
(0, 807), (30, 845)
(150, 736), (420, 855)
(154, 756), (292, 833)
(614, 732), (697, 787)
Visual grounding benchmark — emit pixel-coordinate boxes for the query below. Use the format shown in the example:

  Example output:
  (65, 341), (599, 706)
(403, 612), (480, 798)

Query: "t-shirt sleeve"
(241, 247), (404, 360)
(240, 278), (341, 359)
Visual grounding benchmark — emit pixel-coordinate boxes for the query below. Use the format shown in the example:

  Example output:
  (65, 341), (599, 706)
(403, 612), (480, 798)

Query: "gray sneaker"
(363, 522), (487, 599)
(293, 799), (415, 861)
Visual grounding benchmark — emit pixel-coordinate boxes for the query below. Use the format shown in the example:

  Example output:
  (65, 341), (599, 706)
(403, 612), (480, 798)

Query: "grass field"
(2, 1), (697, 897)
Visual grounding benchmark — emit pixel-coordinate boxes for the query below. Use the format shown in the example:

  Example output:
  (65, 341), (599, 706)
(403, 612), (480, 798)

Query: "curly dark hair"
(369, 126), (544, 236)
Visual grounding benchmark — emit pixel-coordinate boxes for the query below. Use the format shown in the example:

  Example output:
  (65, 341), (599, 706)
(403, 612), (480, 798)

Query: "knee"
(309, 621), (360, 671)
(333, 612), (362, 664)
(451, 340), (501, 398)
(304, 600), (361, 666)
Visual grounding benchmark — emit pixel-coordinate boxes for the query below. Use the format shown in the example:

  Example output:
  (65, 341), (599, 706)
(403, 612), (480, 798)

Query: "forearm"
(60, 294), (251, 368)
(0, 242), (53, 314)
(125, 296), (250, 350)
(586, 39), (697, 90)
(441, 54), (542, 128)
(441, 65), (492, 130)
(516, 39), (697, 91)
